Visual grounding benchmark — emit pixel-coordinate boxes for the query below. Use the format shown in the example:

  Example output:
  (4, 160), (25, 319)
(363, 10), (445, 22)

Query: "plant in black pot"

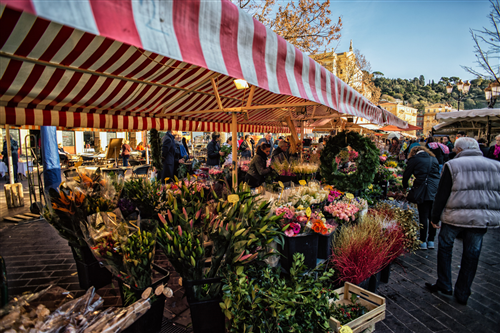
(157, 182), (283, 333)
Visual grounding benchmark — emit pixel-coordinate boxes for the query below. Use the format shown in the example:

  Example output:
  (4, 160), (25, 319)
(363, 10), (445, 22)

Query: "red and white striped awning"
(0, 0), (407, 131)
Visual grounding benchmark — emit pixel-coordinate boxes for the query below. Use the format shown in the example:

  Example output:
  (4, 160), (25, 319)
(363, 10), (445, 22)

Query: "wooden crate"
(329, 282), (386, 333)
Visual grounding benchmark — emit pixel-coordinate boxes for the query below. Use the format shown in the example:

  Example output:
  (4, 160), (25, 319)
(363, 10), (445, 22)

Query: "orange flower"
(74, 190), (86, 206)
(80, 173), (93, 187)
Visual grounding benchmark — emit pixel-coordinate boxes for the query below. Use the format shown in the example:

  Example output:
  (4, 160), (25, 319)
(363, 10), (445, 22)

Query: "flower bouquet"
(209, 167), (224, 183)
(239, 159), (251, 172)
(81, 211), (158, 305)
(324, 202), (360, 225)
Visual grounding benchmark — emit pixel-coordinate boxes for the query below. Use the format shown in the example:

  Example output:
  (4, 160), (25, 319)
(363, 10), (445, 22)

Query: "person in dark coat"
(270, 140), (289, 164)
(182, 137), (190, 157)
(2, 137), (19, 182)
(476, 138), (488, 157)
(442, 136), (454, 162)
(403, 146), (441, 250)
(257, 133), (274, 155)
(206, 132), (223, 166)
(425, 136), (444, 172)
(486, 134), (500, 162)
(161, 131), (176, 184)
(244, 143), (272, 187)
(239, 134), (253, 158)
(388, 137), (401, 156)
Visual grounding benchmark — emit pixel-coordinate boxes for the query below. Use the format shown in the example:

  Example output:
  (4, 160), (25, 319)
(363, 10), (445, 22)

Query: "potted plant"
(222, 253), (337, 332)
(156, 182), (283, 333)
(275, 205), (318, 271)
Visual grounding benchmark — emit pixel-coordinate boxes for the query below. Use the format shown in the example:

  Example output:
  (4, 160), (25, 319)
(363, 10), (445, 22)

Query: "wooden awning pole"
(5, 125), (14, 184)
(231, 112), (238, 189)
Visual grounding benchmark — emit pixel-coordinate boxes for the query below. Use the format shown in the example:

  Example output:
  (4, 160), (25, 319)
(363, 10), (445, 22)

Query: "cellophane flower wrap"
(81, 210), (158, 293)
(43, 170), (121, 247)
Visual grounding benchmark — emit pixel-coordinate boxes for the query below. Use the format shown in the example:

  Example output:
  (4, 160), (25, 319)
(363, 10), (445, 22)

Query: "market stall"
(433, 108), (500, 143)
(0, 1), (410, 332)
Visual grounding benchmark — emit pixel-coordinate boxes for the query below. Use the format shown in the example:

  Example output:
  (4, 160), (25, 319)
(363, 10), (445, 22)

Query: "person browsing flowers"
(244, 143), (272, 187)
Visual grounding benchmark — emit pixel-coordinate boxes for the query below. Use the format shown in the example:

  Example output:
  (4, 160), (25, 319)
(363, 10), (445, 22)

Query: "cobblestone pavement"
(1, 219), (499, 332)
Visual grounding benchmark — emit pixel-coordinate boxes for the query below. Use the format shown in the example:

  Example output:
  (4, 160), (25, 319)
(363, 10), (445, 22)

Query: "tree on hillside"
(373, 71), (384, 78)
(236, 0), (342, 58)
(463, 0), (500, 82)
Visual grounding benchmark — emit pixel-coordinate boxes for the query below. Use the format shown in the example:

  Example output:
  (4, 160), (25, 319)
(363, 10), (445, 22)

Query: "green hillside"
(372, 75), (491, 111)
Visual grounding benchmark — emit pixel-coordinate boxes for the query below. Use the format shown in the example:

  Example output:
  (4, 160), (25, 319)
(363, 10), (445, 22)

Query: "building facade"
(423, 103), (455, 137)
(313, 41), (363, 91)
(378, 101), (418, 136)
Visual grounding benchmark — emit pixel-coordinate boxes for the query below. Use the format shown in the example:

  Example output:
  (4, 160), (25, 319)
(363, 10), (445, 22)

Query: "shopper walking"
(403, 146), (441, 250)
(121, 140), (132, 167)
(486, 134), (500, 162)
(207, 132), (223, 166)
(426, 137), (500, 305)
(244, 143), (272, 187)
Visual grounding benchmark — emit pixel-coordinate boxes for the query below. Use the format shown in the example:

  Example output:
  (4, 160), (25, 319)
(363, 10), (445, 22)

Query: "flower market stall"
(0, 0), (412, 332)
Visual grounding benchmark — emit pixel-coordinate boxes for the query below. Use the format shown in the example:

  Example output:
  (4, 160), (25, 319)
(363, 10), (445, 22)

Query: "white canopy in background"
(436, 108), (500, 122)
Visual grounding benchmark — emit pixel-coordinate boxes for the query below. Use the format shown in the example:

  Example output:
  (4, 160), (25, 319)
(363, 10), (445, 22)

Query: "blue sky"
(327, 0), (492, 82)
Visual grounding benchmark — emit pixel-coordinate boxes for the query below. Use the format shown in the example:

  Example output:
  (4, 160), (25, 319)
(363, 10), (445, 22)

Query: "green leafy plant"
(123, 178), (163, 219)
(320, 131), (379, 193)
(222, 253), (337, 333)
(157, 182), (284, 301)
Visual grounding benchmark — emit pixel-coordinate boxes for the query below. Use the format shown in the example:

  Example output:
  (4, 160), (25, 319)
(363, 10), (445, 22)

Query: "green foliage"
(150, 129), (162, 175)
(156, 182), (284, 301)
(222, 253), (337, 333)
(374, 76), (490, 110)
(123, 178), (163, 219)
(320, 131), (379, 193)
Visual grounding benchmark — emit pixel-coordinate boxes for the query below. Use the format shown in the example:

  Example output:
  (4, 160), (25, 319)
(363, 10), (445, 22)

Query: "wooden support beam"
(231, 112), (238, 189)
(168, 101), (321, 117)
(211, 78), (224, 111)
(246, 85), (256, 107)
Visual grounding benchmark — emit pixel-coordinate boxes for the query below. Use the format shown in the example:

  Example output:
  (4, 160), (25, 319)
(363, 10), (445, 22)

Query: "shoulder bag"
(407, 157), (432, 204)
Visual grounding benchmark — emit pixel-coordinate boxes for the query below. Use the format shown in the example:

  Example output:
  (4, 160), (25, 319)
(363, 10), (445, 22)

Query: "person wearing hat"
(207, 132), (223, 166)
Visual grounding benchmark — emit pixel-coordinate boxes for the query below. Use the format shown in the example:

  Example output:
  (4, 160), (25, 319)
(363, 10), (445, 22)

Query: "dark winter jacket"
(245, 152), (271, 187)
(206, 140), (221, 166)
(403, 151), (441, 202)
(426, 143), (444, 165)
(270, 147), (289, 164)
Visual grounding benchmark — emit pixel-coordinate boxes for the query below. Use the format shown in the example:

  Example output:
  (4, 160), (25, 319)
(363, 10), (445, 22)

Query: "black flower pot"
(69, 242), (112, 290)
(356, 277), (370, 290)
(380, 262), (392, 283)
(317, 232), (334, 260)
(368, 271), (382, 293)
(184, 277), (225, 333)
(280, 233), (319, 272)
(118, 264), (170, 333)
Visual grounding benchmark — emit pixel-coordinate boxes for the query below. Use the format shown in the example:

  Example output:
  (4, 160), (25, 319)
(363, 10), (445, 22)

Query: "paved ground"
(1, 214), (499, 332)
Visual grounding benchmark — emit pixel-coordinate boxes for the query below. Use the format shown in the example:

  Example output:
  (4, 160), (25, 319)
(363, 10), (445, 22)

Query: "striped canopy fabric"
(0, 0), (408, 131)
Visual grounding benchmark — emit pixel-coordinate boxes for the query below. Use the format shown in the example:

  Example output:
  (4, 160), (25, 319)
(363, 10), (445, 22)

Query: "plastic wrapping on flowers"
(43, 169), (122, 247)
